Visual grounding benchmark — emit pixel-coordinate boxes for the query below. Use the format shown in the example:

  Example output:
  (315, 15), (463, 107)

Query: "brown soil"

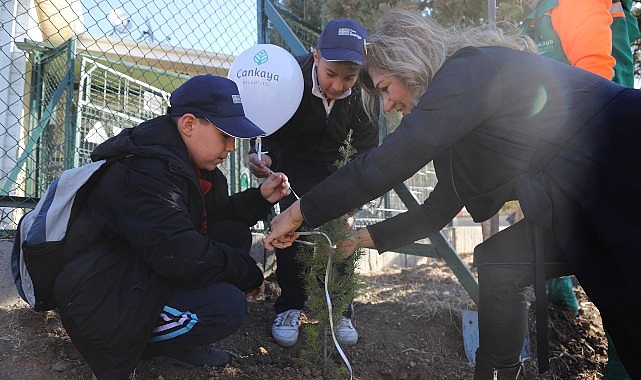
(0, 252), (607, 380)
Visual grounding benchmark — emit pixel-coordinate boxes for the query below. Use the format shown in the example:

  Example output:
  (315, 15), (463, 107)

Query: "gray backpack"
(11, 159), (112, 311)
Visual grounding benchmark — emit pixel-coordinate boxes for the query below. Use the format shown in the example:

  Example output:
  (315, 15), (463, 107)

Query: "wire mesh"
(0, 0), (261, 229)
(76, 57), (170, 163)
(0, 0), (438, 232)
(268, 3), (320, 53)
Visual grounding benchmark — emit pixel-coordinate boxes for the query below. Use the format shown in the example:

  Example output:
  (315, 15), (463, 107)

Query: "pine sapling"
(296, 130), (365, 379)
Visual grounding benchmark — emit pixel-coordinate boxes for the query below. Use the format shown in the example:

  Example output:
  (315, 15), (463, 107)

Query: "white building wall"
(0, 0), (41, 193)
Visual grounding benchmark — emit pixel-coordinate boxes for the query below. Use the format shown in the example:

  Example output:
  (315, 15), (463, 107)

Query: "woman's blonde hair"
(360, 9), (537, 121)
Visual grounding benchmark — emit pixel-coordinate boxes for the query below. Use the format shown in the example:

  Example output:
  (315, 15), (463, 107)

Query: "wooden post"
(481, 214), (499, 241)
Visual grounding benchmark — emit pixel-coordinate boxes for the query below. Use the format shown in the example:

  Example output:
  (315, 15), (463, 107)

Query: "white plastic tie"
(254, 137), (300, 199)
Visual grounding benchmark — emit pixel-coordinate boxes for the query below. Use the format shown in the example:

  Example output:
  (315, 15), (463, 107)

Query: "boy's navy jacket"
(54, 115), (272, 379)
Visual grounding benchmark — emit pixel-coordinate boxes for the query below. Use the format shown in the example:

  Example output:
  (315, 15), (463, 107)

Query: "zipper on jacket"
(170, 163), (208, 232)
(449, 147), (462, 201)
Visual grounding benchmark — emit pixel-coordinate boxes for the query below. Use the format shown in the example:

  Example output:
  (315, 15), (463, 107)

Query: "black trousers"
(274, 242), (354, 318)
(273, 156), (354, 317)
(473, 220), (569, 369)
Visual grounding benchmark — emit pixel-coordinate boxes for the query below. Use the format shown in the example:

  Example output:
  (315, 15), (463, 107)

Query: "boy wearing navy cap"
(54, 75), (291, 379)
(248, 19), (379, 348)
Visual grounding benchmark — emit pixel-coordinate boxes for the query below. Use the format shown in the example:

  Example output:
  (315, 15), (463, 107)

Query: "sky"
(81, 0), (258, 55)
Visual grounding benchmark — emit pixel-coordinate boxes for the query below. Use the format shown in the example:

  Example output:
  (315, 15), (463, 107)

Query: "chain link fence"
(1, 0), (262, 231)
(1, 0), (437, 234)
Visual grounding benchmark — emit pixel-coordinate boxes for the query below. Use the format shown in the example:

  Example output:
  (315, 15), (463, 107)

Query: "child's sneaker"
(336, 317), (358, 346)
(272, 309), (302, 347)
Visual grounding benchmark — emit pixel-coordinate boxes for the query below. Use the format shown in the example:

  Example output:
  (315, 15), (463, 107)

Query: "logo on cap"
(232, 94), (242, 104)
(337, 28), (363, 40)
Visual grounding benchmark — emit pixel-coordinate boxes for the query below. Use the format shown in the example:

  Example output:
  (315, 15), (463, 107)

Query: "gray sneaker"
(336, 317), (358, 346)
(272, 309), (302, 347)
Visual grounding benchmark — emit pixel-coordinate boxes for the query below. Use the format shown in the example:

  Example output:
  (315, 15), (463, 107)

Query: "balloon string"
(256, 136), (263, 162)
(255, 138), (300, 199)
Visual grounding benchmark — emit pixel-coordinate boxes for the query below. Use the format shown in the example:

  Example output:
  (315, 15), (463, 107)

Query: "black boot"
(474, 350), (524, 380)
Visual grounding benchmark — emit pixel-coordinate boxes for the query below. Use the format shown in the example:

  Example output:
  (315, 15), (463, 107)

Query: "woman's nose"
(383, 97), (395, 113)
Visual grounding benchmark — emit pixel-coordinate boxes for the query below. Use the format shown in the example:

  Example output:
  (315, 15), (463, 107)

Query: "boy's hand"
(245, 282), (265, 299)
(260, 172), (291, 203)
(248, 153), (273, 178)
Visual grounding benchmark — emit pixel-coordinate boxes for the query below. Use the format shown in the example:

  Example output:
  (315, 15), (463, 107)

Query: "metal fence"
(1, 0), (254, 229)
(0, 0), (437, 232)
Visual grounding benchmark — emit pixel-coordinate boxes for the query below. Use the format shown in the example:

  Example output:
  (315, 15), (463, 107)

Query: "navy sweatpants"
(143, 219), (252, 356)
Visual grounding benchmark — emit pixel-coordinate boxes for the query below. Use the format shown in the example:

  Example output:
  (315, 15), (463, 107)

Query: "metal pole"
(488, 0), (496, 23)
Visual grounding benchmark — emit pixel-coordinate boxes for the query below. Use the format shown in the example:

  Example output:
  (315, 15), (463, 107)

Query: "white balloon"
(228, 44), (304, 136)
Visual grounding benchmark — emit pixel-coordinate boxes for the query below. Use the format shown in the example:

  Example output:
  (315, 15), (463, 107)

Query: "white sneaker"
(336, 317), (358, 346)
(272, 309), (301, 347)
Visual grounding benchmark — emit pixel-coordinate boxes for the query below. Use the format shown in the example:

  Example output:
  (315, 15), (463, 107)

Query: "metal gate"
(1, 41), (172, 199)
(1, 38), (76, 219)
(75, 56), (170, 164)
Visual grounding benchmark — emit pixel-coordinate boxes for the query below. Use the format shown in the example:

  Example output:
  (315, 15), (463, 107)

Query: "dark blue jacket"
(54, 115), (271, 379)
(249, 53), (378, 205)
(254, 53), (378, 165)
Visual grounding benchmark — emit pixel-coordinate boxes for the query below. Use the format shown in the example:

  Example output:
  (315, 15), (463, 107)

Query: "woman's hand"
(336, 227), (375, 258)
(264, 199), (304, 250)
(260, 172), (291, 203)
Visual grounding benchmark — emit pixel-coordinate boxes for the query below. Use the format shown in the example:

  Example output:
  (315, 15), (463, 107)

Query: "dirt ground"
(0, 248), (607, 380)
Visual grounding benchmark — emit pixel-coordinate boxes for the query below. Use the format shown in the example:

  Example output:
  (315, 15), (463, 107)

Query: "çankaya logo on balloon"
(229, 44), (304, 135)
(235, 49), (280, 82)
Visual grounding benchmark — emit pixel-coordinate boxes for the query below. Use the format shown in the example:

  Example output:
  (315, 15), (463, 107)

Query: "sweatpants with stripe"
(143, 219), (253, 356)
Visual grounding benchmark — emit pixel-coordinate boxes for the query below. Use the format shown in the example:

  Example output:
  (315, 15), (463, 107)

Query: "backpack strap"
(12, 157), (121, 311)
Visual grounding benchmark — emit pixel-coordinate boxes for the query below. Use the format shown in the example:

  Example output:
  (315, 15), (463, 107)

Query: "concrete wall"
(0, 0), (38, 192)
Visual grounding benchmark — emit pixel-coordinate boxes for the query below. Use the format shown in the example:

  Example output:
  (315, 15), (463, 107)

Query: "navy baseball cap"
(168, 74), (265, 139)
(318, 18), (368, 64)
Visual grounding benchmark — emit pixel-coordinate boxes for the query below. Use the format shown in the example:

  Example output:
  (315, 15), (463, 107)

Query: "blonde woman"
(265, 9), (641, 380)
